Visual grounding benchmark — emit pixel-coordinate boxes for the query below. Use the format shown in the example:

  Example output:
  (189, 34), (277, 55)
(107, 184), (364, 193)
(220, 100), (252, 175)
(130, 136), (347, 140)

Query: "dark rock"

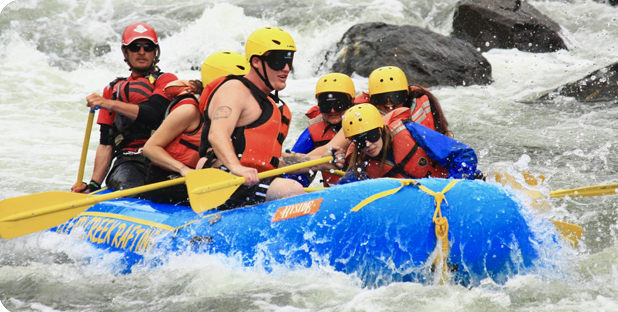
(451, 0), (567, 53)
(538, 62), (618, 103)
(329, 22), (492, 87)
(592, 0), (618, 6)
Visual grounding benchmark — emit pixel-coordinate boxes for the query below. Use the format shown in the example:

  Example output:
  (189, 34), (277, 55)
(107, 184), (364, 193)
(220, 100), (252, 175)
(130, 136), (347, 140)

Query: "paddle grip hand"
(228, 164), (260, 186)
(86, 93), (109, 111)
(323, 146), (346, 170)
(71, 182), (88, 193)
(71, 180), (100, 194)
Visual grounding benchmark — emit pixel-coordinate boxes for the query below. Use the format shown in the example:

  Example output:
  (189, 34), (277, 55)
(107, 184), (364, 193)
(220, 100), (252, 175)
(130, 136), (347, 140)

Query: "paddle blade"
(186, 169), (244, 213)
(551, 219), (583, 247)
(0, 192), (93, 239)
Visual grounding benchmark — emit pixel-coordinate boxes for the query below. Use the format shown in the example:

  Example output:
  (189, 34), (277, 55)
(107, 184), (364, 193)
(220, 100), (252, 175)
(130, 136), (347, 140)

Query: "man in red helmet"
(72, 22), (178, 193)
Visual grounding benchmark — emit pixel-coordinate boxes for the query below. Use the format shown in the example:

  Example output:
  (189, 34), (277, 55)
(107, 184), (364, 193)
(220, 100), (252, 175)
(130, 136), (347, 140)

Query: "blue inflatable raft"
(49, 178), (563, 287)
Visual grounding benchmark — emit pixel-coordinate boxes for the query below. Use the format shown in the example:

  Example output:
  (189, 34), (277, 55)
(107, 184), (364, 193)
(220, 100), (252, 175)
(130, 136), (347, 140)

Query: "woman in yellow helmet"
(289, 73), (356, 186)
(142, 51), (249, 204)
(356, 66), (452, 137)
(341, 104), (478, 181)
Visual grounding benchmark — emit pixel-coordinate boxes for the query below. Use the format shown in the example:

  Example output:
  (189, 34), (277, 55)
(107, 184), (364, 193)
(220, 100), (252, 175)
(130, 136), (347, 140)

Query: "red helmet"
(122, 22), (159, 46)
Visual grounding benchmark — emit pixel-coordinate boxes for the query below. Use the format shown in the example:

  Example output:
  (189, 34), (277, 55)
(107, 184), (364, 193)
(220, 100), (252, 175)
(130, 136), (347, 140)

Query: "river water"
(1, 0), (618, 311)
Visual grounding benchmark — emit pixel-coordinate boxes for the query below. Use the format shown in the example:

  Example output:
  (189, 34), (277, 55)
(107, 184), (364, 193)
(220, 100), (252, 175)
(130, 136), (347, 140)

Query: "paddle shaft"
(550, 183), (618, 198)
(4, 178), (186, 222)
(191, 156), (334, 195)
(76, 110), (95, 187)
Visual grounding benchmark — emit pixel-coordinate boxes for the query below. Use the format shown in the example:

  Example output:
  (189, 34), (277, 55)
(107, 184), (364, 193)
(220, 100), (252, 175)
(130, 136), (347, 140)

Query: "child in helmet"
(288, 73), (356, 187)
(356, 66), (451, 137)
(342, 104), (477, 180)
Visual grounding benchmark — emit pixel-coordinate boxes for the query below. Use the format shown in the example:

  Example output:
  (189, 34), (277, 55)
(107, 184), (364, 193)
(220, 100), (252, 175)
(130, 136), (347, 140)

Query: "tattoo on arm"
(213, 106), (232, 120)
(280, 153), (311, 167)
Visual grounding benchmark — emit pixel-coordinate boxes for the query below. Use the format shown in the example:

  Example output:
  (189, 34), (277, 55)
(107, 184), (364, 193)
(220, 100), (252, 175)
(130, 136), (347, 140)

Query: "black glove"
(86, 180), (101, 192)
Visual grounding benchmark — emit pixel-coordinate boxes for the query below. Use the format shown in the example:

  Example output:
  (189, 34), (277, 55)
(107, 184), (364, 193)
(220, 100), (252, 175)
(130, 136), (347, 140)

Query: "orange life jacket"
(199, 75), (292, 172)
(305, 105), (321, 119)
(157, 94), (203, 170)
(354, 86), (436, 131)
(348, 108), (448, 179)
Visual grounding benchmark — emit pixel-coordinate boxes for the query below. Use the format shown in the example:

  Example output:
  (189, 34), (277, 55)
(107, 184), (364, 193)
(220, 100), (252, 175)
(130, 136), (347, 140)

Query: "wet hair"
(188, 80), (204, 95)
(406, 88), (451, 137)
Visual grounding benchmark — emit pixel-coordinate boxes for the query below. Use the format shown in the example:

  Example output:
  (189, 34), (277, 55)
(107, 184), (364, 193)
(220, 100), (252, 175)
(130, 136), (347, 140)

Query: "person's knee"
(266, 178), (305, 201)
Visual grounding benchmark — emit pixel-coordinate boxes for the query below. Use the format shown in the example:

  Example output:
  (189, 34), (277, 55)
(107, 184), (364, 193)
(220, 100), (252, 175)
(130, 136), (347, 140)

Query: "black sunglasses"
(126, 42), (156, 53)
(351, 128), (382, 150)
(370, 90), (408, 107)
(317, 92), (352, 113)
(262, 50), (294, 71)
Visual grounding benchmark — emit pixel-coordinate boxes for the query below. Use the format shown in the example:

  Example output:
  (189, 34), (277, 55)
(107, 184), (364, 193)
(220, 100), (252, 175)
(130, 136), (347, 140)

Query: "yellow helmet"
(315, 73), (355, 99)
(342, 104), (384, 138)
(245, 27), (296, 62)
(368, 66), (409, 95)
(201, 51), (249, 86)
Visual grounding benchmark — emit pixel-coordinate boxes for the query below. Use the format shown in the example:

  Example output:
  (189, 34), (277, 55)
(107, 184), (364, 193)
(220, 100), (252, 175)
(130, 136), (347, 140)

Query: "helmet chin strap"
(251, 56), (280, 102)
(254, 58), (274, 89)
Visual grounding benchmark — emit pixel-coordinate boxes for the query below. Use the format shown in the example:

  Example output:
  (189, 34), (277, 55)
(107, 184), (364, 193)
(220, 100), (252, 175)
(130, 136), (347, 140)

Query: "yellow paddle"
(520, 172), (617, 198)
(322, 169), (346, 177)
(75, 109), (95, 189)
(0, 178), (186, 239)
(0, 156), (335, 239)
(551, 219), (582, 247)
(187, 156), (334, 213)
(550, 183), (618, 198)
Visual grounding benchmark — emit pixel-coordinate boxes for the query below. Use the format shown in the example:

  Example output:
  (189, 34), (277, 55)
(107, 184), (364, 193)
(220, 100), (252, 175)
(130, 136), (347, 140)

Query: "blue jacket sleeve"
(291, 128), (315, 154)
(405, 122), (478, 179)
(283, 128), (315, 187)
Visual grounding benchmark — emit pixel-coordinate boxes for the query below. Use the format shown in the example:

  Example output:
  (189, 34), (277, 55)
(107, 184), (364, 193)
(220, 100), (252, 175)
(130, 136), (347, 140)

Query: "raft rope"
(418, 179), (460, 284)
(350, 178), (461, 284)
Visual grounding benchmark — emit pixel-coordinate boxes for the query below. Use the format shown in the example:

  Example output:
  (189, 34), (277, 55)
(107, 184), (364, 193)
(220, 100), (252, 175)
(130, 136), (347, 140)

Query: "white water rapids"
(1, 0), (618, 311)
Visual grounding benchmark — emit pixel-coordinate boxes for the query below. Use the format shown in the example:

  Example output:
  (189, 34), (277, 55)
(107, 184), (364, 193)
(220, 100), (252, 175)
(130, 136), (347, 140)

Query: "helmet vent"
(237, 65), (246, 70)
(272, 40), (281, 45)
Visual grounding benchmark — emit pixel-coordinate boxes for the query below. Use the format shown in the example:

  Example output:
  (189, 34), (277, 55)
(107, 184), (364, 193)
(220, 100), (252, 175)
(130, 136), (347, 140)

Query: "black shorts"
(215, 167), (273, 211)
(105, 154), (149, 191)
(141, 164), (190, 205)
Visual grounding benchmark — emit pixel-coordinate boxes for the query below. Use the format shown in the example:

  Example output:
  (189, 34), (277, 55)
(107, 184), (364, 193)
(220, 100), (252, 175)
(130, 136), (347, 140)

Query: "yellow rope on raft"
(415, 179), (460, 284)
(349, 178), (461, 284)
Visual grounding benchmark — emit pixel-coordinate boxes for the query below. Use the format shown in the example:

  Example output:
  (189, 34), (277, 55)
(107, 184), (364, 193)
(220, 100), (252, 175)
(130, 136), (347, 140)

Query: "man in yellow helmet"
(141, 51), (249, 205)
(197, 27), (344, 210)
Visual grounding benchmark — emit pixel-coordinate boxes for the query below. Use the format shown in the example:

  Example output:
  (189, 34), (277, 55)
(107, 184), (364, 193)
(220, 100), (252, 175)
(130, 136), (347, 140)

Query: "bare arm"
(72, 143), (113, 193)
(207, 81), (260, 185)
(307, 129), (351, 157)
(143, 104), (201, 177)
(91, 144), (113, 184)
(279, 147), (345, 174)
